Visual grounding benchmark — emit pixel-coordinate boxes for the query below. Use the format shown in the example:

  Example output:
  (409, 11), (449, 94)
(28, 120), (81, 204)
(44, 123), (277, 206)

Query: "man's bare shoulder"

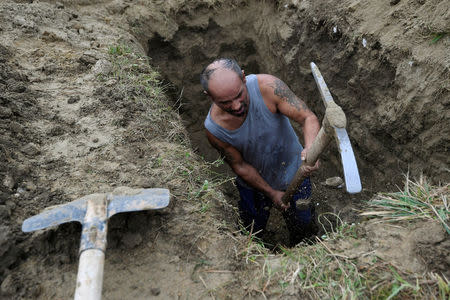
(255, 74), (279, 91)
(255, 74), (280, 111)
(256, 74), (286, 99)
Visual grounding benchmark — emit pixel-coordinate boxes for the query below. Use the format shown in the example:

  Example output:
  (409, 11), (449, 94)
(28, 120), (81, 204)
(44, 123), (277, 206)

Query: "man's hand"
(300, 148), (320, 177)
(270, 190), (290, 211)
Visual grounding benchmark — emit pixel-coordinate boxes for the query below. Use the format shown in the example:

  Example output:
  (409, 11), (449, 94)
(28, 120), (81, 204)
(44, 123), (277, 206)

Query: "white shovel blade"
(336, 128), (362, 193)
(107, 188), (170, 217)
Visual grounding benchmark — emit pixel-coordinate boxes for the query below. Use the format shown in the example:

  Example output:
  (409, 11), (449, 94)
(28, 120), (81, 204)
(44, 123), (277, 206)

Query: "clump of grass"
(108, 45), (132, 55)
(361, 175), (449, 234)
(239, 216), (366, 298)
(105, 44), (188, 144)
(238, 214), (449, 299)
(430, 32), (447, 44)
(143, 141), (233, 213)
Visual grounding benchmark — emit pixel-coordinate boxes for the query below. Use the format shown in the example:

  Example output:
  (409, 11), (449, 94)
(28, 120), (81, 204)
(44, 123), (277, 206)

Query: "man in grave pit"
(201, 58), (320, 245)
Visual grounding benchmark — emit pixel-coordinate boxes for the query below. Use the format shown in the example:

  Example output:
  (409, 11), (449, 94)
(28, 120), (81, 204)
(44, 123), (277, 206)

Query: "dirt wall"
(124, 0), (449, 187)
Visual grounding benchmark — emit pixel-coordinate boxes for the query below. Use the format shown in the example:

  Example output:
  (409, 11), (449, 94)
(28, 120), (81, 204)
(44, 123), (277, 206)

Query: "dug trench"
(1, 0), (449, 299)
(139, 1), (448, 244)
(146, 31), (371, 246)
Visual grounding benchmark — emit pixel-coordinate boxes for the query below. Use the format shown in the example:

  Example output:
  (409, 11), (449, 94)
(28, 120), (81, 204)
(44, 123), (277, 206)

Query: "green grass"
(239, 213), (449, 299)
(361, 175), (449, 234)
(430, 32), (447, 44)
(238, 219), (365, 298)
(108, 45), (132, 55)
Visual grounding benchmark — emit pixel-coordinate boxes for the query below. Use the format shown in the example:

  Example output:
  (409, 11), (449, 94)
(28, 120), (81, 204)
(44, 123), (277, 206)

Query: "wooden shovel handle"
(281, 126), (331, 205)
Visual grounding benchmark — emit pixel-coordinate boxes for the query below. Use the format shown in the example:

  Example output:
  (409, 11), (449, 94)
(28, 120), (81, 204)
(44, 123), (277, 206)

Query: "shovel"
(22, 187), (170, 300)
(282, 62), (362, 208)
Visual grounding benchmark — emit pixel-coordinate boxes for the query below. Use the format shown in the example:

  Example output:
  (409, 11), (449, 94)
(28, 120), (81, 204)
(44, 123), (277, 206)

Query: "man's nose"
(231, 99), (241, 110)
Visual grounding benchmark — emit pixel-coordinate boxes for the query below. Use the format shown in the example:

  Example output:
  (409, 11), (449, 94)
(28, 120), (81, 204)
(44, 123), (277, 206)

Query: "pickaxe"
(282, 62), (362, 208)
(22, 187), (170, 300)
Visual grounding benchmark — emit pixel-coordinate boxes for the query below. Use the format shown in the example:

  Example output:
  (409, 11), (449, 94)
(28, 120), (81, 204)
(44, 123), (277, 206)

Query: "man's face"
(207, 69), (249, 117)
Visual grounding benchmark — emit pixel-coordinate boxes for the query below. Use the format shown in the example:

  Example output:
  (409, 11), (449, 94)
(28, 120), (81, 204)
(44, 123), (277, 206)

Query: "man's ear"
(242, 70), (246, 83)
(203, 90), (213, 101)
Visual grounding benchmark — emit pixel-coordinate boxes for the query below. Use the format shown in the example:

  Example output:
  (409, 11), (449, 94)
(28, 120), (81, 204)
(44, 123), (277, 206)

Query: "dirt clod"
(322, 176), (344, 188)
(0, 274), (15, 295)
(92, 59), (112, 75)
(67, 95), (80, 104)
(150, 287), (161, 296)
(22, 143), (40, 156)
(2, 175), (15, 191)
(121, 232), (143, 248)
(0, 107), (13, 118)
(79, 51), (100, 65)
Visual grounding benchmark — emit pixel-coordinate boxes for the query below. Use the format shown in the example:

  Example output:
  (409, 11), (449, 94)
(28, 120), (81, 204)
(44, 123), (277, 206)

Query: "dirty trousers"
(236, 178), (314, 238)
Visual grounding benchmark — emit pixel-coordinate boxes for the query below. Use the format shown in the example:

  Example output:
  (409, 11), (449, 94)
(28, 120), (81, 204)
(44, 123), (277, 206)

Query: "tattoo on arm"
(272, 79), (310, 112)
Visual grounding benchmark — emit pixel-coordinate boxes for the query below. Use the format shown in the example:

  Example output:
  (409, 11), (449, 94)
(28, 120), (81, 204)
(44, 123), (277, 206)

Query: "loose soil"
(0, 0), (448, 299)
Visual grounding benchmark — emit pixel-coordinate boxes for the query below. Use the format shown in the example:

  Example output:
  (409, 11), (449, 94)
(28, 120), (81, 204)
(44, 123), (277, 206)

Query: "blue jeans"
(236, 178), (314, 237)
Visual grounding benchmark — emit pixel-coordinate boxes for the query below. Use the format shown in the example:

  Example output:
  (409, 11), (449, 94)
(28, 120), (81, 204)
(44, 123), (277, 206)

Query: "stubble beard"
(228, 102), (248, 117)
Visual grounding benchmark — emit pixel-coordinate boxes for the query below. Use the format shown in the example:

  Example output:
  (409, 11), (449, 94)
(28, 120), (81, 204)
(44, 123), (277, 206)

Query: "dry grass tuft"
(238, 214), (449, 299)
(361, 175), (449, 234)
(106, 44), (189, 144)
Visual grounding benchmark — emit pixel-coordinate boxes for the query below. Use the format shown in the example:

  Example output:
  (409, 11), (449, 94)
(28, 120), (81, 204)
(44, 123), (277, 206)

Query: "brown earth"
(127, 0), (449, 185)
(0, 0), (448, 299)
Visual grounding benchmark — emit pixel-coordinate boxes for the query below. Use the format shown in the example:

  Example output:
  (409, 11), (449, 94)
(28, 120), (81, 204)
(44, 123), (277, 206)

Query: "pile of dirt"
(0, 0), (448, 299)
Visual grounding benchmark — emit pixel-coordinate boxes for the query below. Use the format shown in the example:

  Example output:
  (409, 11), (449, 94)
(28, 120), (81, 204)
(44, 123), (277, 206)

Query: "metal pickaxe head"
(22, 188), (170, 234)
(22, 187), (170, 251)
(283, 63), (362, 205)
(310, 62), (362, 194)
(22, 187), (170, 300)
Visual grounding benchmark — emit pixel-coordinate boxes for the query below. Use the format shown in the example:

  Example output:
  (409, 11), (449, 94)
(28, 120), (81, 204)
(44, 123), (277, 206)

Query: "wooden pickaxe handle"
(281, 62), (362, 209)
(281, 117), (331, 207)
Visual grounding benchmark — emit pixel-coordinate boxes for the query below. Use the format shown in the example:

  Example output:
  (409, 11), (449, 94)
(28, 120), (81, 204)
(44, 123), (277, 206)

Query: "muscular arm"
(206, 130), (288, 209)
(262, 75), (320, 150)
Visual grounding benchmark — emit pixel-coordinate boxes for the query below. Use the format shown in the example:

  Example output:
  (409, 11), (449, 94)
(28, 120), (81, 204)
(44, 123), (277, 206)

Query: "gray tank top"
(204, 74), (303, 191)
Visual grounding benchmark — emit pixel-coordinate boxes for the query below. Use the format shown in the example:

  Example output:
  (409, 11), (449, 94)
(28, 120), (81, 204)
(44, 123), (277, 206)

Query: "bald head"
(201, 59), (249, 117)
(200, 58), (243, 94)
(208, 68), (246, 101)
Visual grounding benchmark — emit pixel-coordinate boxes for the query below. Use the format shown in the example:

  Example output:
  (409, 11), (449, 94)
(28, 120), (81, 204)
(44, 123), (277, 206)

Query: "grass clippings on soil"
(239, 212), (449, 299)
(362, 175), (449, 234)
